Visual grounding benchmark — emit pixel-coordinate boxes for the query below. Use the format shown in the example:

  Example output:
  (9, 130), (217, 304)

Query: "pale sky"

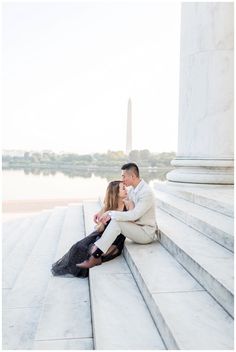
(2, 0), (181, 154)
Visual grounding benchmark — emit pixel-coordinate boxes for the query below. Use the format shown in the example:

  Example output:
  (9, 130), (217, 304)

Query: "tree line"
(2, 149), (176, 168)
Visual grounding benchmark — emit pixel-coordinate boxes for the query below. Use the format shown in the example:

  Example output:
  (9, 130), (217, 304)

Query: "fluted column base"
(166, 158), (234, 184)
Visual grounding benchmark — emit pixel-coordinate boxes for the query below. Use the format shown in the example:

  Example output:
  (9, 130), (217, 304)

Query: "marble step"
(3, 210), (52, 290)
(83, 200), (166, 350)
(3, 216), (34, 260)
(90, 256), (166, 350)
(53, 204), (85, 258)
(2, 217), (27, 239)
(123, 240), (234, 350)
(156, 208), (234, 317)
(154, 182), (234, 218)
(3, 207), (67, 350)
(155, 189), (234, 252)
(34, 204), (93, 350)
(83, 200), (101, 234)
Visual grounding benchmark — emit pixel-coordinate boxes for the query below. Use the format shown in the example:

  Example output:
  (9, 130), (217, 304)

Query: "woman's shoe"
(76, 245), (103, 269)
(103, 245), (119, 257)
(76, 255), (102, 269)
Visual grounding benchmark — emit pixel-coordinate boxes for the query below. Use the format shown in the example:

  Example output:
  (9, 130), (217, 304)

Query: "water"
(2, 168), (170, 201)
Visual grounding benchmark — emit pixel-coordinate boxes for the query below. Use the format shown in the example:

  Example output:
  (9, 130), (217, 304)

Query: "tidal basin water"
(3, 168), (170, 201)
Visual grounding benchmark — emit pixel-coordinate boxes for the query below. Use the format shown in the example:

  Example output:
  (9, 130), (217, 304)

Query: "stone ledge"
(154, 182), (234, 217)
(155, 189), (233, 251)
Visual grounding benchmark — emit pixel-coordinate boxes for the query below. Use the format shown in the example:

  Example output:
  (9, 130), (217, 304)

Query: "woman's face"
(118, 182), (127, 198)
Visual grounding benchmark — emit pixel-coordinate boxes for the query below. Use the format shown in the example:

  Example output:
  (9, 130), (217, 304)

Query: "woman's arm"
(94, 207), (106, 232)
(99, 197), (136, 224)
(95, 221), (105, 233)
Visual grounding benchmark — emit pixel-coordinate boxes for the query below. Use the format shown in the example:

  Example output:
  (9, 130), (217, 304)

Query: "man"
(77, 162), (158, 269)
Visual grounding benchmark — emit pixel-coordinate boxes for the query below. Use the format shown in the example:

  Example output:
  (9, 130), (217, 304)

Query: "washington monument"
(126, 98), (132, 155)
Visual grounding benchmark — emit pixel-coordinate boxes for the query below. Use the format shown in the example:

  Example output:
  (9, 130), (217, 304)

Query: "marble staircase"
(154, 183), (234, 317)
(155, 185), (233, 252)
(2, 186), (234, 350)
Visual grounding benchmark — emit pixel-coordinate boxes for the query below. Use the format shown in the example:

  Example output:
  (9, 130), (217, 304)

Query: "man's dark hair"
(121, 163), (139, 177)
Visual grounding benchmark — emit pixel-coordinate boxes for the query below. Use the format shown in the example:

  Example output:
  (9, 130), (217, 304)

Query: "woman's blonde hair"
(103, 180), (122, 211)
(95, 180), (122, 233)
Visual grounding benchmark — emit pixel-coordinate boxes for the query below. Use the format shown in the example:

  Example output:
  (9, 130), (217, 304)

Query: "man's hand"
(99, 212), (111, 224)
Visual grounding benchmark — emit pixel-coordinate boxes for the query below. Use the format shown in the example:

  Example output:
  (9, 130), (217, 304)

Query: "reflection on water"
(3, 167), (173, 201)
(20, 167), (172, 182)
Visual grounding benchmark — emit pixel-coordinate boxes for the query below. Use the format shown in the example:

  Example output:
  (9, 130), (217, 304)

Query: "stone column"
(167, 2), (234, 184)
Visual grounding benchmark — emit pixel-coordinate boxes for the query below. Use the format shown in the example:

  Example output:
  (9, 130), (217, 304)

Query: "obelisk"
(126, 98), (132, 155)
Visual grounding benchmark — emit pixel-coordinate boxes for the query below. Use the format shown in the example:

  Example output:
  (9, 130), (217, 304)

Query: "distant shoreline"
(3, 164), (172, 171)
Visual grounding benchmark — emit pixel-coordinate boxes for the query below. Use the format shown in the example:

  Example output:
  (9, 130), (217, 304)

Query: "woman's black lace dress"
(51, 221), (126, 278)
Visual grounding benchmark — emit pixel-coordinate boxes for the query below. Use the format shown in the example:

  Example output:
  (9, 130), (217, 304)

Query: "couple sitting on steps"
(51, 162), (158, 278)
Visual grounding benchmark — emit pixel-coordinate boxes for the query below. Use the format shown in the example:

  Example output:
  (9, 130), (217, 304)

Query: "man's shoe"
(76, 255), (102, 269)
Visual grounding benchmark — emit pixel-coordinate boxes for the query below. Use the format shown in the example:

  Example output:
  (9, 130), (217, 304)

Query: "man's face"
(121, 170), (133, 187)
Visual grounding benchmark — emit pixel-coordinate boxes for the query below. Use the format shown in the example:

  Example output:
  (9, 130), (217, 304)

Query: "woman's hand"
(93, 207), (104, 224)
(123, 198), (135, 210)
(93, 212), (100, 224)
(99, 211), (111, 224)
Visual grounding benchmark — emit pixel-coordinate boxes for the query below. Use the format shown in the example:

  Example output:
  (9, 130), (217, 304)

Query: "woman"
(51, 180), (133, 278)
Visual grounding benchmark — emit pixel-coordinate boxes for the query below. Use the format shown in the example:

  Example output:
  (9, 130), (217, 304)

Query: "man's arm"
(110, 192), (154, 222)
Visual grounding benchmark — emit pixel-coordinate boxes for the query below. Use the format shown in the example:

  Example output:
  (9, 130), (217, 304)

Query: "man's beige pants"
(95, 219), (155, 253)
